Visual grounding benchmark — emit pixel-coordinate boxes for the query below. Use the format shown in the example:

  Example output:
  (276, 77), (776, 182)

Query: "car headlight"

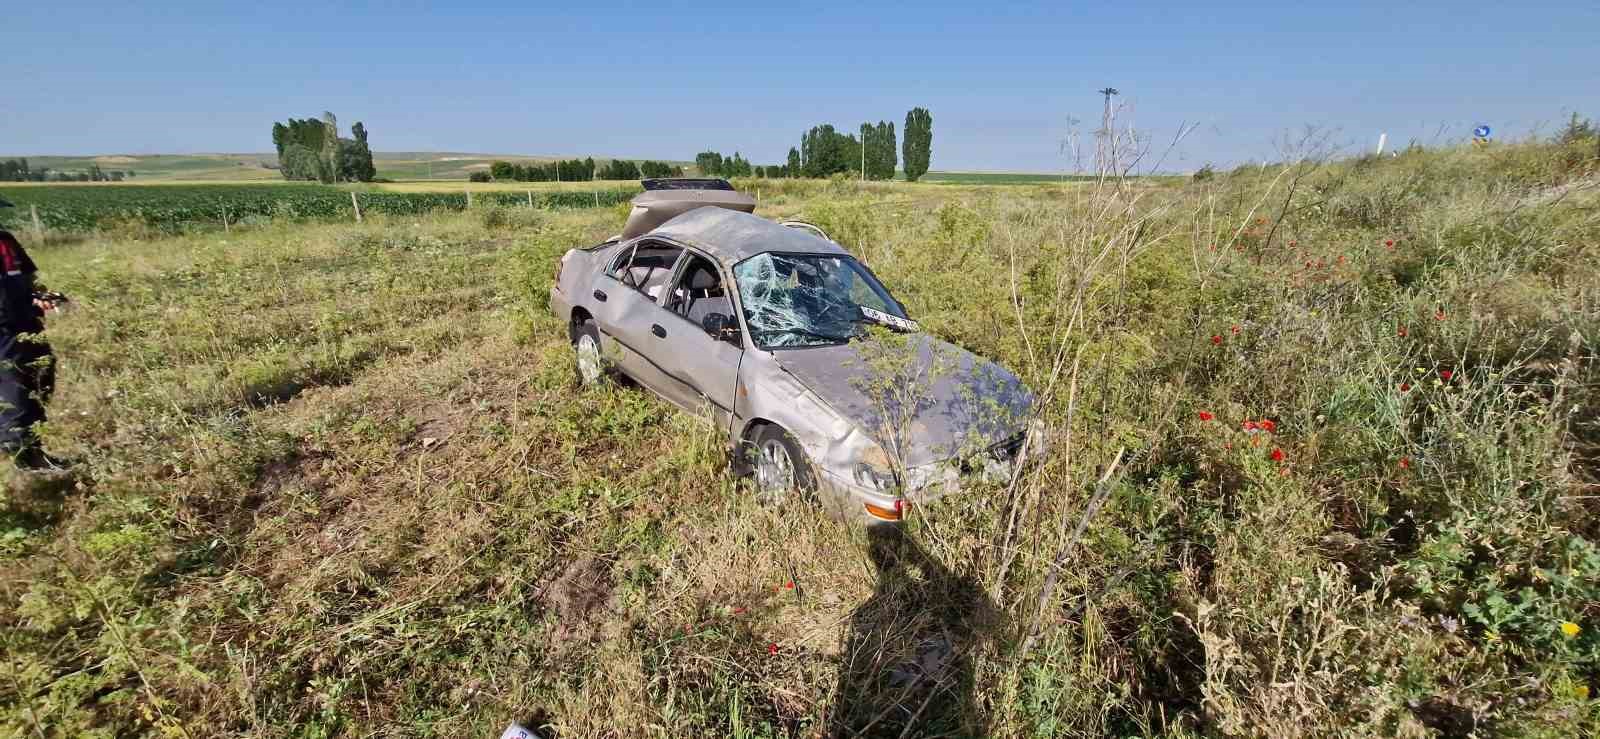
(853, 462), (898, 491)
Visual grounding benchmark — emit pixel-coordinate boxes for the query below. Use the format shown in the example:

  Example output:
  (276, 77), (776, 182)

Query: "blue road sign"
(1473, 125), (1492, 138)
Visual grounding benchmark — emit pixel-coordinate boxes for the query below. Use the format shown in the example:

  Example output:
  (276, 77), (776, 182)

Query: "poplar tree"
(903, 107), (933, 181)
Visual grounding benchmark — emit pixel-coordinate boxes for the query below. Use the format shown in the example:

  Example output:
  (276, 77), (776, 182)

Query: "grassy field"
(2, 138), (1598, 736)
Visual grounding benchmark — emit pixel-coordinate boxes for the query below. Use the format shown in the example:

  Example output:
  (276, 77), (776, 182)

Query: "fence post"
(527, 190), (534, 208)
(223, 205), (231, 233)
(594, 191), (600, 208)
(351, 191), (363, 222)
(30, 205), (43, 242)
(466, 189), (474, 209)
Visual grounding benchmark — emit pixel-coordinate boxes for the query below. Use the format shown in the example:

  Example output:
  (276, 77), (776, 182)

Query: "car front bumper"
(815, 421), (1048, 525)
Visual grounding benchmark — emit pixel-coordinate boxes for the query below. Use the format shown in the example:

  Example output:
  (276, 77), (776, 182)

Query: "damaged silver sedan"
(549, 179), (1041, 523)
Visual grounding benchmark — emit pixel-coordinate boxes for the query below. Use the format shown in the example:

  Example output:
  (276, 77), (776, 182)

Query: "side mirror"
(702, 313), (741, 345)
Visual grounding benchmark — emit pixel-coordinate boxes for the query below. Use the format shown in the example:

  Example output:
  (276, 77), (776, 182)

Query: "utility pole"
(1095, 87), (1119, 177)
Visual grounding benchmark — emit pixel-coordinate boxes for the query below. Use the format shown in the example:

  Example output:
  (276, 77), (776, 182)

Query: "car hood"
(770, 335), (1033, 469)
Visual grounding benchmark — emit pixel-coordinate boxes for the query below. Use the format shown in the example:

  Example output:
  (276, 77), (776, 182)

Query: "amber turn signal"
(864, 500), (905, 522)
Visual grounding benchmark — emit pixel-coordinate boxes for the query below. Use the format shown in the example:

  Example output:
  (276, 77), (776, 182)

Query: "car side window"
(665, 254), (735, 335)
(607, 241), (683, 303)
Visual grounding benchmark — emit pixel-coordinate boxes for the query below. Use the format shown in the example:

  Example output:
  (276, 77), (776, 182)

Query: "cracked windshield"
(733, 252), (910, 348)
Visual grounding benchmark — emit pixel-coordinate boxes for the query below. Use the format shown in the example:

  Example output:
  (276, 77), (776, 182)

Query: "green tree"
(320, 112), (340, 183)
(903, 107), (933, 181)
(786, 147), (801, 177)
(280, 144), (324, 181)
(800, 125), (859, 177)
(348, 121), (377, 182)
(640, 160), (682, 178)
(860, 122), (897, 180)
(271, 116), (334, 181)
(695, 151), (725, 176)
(880, 121), (898, 180)
(490, 161), (515, 180)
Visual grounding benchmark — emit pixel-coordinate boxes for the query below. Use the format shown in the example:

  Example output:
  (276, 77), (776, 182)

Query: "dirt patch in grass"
(543, 556), (615, 648)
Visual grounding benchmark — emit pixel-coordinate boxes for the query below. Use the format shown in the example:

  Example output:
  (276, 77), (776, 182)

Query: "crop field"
(0, 184), (641, 233)
(2, 139), (1598, 737)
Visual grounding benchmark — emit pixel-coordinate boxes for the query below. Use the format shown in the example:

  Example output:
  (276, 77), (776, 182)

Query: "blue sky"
(5, 1), (1596, 171)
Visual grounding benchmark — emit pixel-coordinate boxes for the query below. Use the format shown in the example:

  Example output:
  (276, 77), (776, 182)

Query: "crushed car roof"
(650, 206), (848, 265)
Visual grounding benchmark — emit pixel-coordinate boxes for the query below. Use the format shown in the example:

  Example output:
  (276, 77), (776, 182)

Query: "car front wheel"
(750, 424), (816, 504)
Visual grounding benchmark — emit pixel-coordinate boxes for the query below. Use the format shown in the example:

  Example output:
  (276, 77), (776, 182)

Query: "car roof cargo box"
(620, 183), (757, 240)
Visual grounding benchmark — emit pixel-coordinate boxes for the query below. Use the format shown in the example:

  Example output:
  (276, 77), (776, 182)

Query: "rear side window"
(607, 241), (684, 302)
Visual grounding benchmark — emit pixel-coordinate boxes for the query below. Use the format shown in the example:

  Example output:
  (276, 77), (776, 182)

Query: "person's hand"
(33, 298), (60, 313)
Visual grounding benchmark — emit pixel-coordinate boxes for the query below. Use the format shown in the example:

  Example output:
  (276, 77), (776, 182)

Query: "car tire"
(572, 318), (608, 387)
(749, 424), (816, 505)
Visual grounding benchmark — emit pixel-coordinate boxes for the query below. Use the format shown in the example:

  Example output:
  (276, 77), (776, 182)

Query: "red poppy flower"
(1288, 240), (1297, 247)
(1305, 260), (1314, 268)
(768, 643), (779, 655)
(1270, 448), (1286, 462)
(1242, 420), (1258, 431)
(1260, 419), (1276, 433)
(1435, 310), (1446, 321)
(1231, 325), (1241, 334)
(1278, 466), (1290, 477)
(1439, 370), (1453, 381)
(1398, 457), (1411, 469)
(784, 581), (795, 590)
(1400, 382), (1411, 392)
(1198, 411), (1214, 422)
(1337, 255), (1345, 264)
(1397, 326), (1408, 337)
(732, 607), (747, 615)
(1211, 335), (1223, 346)
(1385, 239), (1395, 248)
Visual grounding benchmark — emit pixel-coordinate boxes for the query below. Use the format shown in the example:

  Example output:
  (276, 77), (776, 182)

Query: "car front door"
(653, 250), (744, 432)
(589, 240), (686, 395)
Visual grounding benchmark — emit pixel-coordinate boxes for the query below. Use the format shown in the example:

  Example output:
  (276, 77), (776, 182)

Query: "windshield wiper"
(753, 328), (851, 345)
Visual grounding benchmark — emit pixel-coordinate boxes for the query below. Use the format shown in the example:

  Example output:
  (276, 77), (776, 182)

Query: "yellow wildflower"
(1577, 684), (1591, 701)
(1560, 621), (1581, 638)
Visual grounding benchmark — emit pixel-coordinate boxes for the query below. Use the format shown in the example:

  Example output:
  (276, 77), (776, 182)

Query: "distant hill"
(0, 152), (692, 182)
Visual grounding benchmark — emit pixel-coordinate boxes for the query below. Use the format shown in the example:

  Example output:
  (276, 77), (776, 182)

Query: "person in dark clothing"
(0, 198), (66, 471)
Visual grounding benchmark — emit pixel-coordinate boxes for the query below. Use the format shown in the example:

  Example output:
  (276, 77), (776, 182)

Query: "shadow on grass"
(827, 526), (997, 738)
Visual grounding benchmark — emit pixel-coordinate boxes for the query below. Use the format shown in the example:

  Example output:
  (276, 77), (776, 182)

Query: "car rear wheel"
(750, 424), (815, 504)
(572, 319), (606, 387)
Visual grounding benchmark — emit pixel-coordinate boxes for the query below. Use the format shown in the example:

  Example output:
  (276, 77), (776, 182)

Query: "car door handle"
(651, 324), (667, 338)
(592, 290), (607, 302)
